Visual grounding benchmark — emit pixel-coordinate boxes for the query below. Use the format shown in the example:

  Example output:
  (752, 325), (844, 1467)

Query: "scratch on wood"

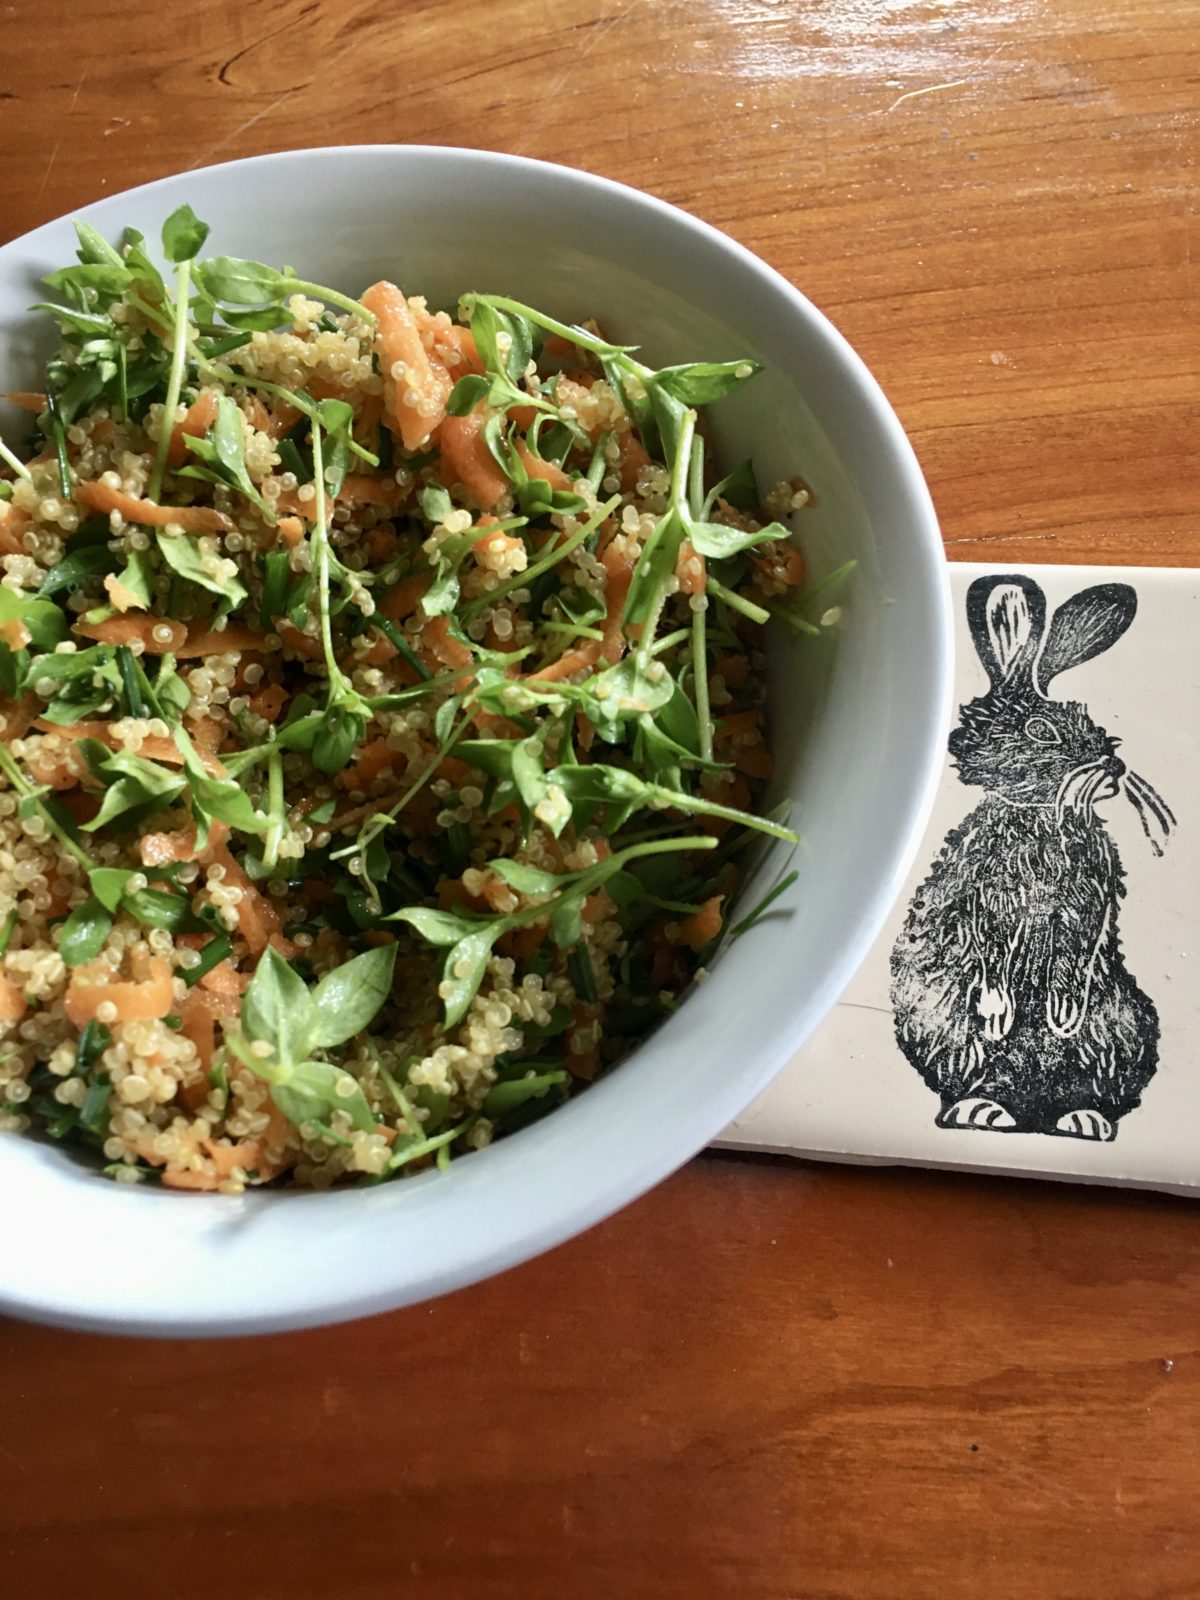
(885, 79), (968, 114)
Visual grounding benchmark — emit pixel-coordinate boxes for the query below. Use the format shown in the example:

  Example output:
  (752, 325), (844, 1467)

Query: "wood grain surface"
(1, 1), (1198, 1595)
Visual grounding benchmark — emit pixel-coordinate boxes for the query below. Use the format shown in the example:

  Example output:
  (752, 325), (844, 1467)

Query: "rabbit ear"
(965, 575), (1046, 689)
(1036, 583), (1137, 692)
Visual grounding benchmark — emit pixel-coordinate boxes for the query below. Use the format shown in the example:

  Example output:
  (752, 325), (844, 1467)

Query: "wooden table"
(2, 2), (1198, 1594)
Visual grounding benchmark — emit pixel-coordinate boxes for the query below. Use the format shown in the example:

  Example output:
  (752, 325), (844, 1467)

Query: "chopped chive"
(800, 558), (858, 611)
(260, 549), (290, 630)
(388, 1119), (470, 1172)
(0, 906), (18, 956)
(374, 615), (432, 679)
(44, 391), (72, 499)
(729, 870), (800, 939)
(115, 645), (143, 716)
(769, 605), (821, 637)
(568, 944), (597, 1002)
(181, 932), (232, 987)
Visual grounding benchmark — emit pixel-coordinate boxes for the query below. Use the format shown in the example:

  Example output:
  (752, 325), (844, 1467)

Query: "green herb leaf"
(483, 1070), (567, 1118)
(74, 221), (125, 269)
(37, 543), (119, 599)
(687, 519), (791, 560)
(190, 772), (267, 837)
(271, 1059), (376, 1136)
(241, 945), (315, 1066)
(0, 588), (68, 651)
(112, 548), (156, 609)
(419, 483), (453, 524)
(389, 906), (485, 946)
(122, 887), (205, 933)
(161, 204), (210, 265)
(58, 896), (114, 967)
(88, 866), (134, 912)
(446, 374), (490, 416)
(652, 359), (761, 406)
(438, 926), (503, 1028)
(488, 859), (562, 895)
(309, 944), (397, 1049)
(702, 458), (759, 517)
(156, 529), (249, 608)
(82, 749), (187, 832)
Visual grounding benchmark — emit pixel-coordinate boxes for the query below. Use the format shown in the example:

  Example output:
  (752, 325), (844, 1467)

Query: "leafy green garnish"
(231, 944), (397, 1133)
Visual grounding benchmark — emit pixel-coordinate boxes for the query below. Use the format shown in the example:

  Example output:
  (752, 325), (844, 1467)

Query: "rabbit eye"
(1025, 715), (1062, 745)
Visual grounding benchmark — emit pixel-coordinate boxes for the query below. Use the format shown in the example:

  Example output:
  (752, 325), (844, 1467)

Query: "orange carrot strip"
(0, 976), (28, 1024)
(75, 481), (233, 534)
(4, 391), (45, 413)
(677, 895), (725, 951)
(618, 431), (652, 493)
(515, 439), (573, 491)
(674, 537), (706, 597)
(437, 412), (508, 510)
(380, 574), (430, 623)
(178, 621), (266, 657)
(65, 956), (174, 1028)
(361, 280), (452, 450)
(166, 391), (219, 467)
(74, 615), (188, 653)
(211, 845), (281, 957)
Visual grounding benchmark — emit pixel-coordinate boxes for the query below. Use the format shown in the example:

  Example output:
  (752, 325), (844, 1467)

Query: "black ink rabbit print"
(891, 575), (1175, 1142)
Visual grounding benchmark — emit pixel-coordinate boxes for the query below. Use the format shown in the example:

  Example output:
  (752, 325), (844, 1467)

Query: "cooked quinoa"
(0, 205), (817, 1193)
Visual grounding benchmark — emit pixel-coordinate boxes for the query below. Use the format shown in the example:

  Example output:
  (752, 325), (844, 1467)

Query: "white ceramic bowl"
(0, 147), (950, 1335)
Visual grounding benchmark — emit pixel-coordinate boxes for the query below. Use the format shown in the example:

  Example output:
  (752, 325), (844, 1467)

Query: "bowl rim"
(0, 145), (953, 1336)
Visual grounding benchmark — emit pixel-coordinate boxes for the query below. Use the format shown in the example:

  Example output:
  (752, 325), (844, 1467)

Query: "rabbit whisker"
(1126, 783), (1165, 858)
(1125, 769), (1174, 856)
(1127, 769), (1176, 833)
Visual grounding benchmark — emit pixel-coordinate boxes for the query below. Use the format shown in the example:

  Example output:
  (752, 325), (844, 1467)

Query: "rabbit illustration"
(891, 575), (1175, 1141)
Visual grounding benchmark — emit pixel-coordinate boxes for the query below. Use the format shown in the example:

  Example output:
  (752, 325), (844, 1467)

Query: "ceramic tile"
(719, 565), (1198, 1194)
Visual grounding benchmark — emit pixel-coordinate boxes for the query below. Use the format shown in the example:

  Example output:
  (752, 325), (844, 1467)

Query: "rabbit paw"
(1055, 1109), (1116, 1142)
(938, 1097), (1017, 1131)
(1047, 986), (1085, 1039)
(977, 983), (1014, 1041)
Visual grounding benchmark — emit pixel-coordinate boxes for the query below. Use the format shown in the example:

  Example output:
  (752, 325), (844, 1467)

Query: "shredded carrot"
(437, 411), (509, 510)
(248, 682), (287, 720)
(75, 480), (234, 534)
(0, 976), (28, 1025)
(339, 736), (400, 793)
(103, 572), (146, 613)
(166, 390), (219, 467)
(421, 614), (472, 671)
(74, 615), (188, 653)
(675, 537), (707, 597)
(618, 431), (652, 493)
(65, 955), (174, 1028)
(752, 541), (805, 588)
(3, 391), (45, 413)
(515, 439), (572, 491)
(361, 280), (452, 450)
(380, 574), (431, 623)
(0, 619), (31, 651)
(179, 620), (267, 658)
(211, 845), (282, 957)
(678, 894), (725, 951)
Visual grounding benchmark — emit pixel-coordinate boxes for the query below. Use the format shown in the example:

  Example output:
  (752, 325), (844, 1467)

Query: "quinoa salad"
(0, 205), (828, 1193)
